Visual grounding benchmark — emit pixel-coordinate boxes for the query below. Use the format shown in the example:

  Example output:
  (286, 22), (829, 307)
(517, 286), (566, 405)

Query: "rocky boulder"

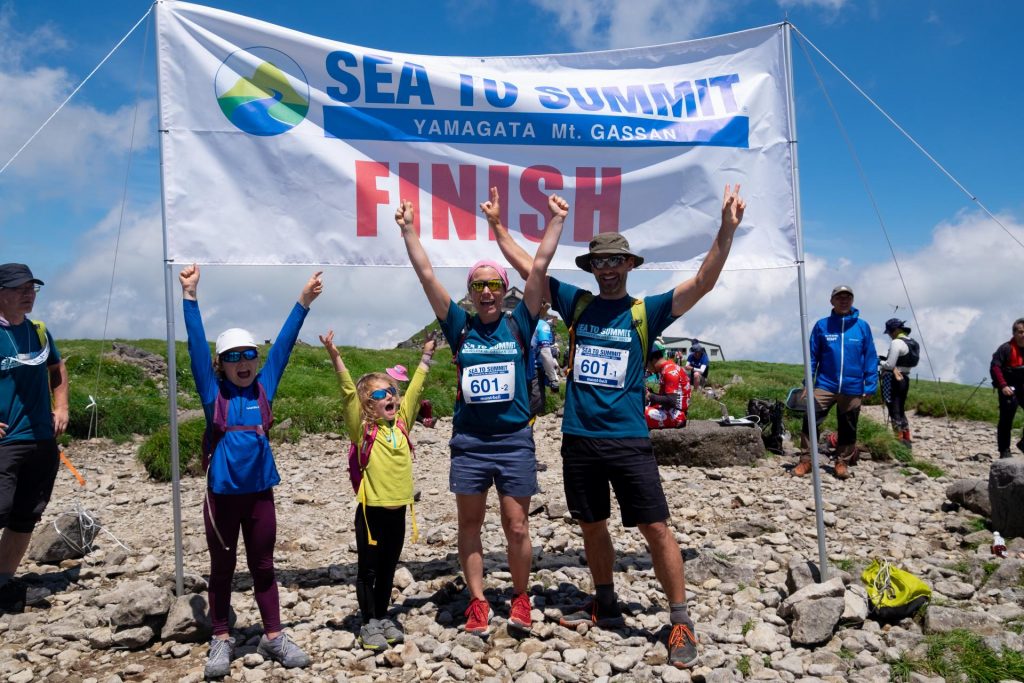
(27, 514), (98, 564)
(945, 478), (992, 517)
(989, 458), (1024, 536)
(651, 419), (765, 467)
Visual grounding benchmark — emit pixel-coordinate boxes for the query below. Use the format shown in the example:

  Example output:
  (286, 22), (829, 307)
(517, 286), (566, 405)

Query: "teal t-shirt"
(439, 299), (537, 434)
(550, 278), (677, 438)
(0, 319), (61, 442)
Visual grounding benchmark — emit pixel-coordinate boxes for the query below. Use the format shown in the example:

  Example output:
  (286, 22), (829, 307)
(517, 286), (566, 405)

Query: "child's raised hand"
(422, 330), (438, 355)
(300, 271), (324, 308)
(319, 330), (339, 356)
(179, 263), (200, 300)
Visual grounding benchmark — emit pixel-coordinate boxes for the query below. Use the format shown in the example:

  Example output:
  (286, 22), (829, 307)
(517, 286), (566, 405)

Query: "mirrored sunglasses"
(590, 255), (627, 269)
(2, 284), (41, 293)
(469, 279), (505, 292)
(370, 386), (398, 400)
(220, 348), (258, 363)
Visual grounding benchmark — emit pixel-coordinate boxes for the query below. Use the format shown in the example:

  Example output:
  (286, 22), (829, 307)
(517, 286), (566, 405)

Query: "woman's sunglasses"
(370, 386), (398, 400)
(220, 348), (258, 363)
(469, 279), (505, 292)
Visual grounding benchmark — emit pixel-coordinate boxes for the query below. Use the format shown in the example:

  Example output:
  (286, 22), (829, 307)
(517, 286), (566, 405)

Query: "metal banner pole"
(783, 21), (829, 581)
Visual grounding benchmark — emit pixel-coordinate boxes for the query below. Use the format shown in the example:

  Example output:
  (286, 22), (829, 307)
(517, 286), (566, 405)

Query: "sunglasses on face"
(220, 348), (258, 363)
(469, 279), (505, 293)
(1, 284), (41, 293)
(370, 386), (398, 401)
(590, 255), (627, 269)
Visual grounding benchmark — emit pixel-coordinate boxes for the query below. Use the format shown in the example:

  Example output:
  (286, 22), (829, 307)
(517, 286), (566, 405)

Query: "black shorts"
(0, 439), (60, 533)
(560, 434), (669, 527)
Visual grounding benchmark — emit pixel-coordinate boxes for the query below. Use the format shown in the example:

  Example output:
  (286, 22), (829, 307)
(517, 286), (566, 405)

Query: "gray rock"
(989, 458), (1024, 536)
(785, 556), (822, 593)
(102, 581), (173, 627)
(744, 622), (780, 652)
(27, 514), (99, 563)
(778, 577), (845, 618)
(945, 478), (992, 517)
(651, 420), (765, 467)
(933, 580), (975, 600)
(160, 593), (213, 643)
(685, 552), (756, 586)
(923, 606), (1003, 635)
(983, 558), (1024, 589)
(841, 585), (869, 625)
(790, 596), (844, 645)
(111, 625), (155, 649)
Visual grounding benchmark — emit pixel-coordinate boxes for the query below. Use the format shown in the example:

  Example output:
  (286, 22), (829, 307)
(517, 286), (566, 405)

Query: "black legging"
(997, 388), (1023, 453)
(881, 372), (910, 431)
(354, 505), (406, 620)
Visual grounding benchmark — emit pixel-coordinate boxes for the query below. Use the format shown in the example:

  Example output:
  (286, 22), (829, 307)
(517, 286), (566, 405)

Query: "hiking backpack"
(901, 338), (920, 368)
(347, 419), (413, 494)
(201, 382), (273, 471)
(747, 397), (785, 455)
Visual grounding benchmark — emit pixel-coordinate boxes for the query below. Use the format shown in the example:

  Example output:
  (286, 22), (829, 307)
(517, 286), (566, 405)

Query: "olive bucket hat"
(575, 233), (645, 272)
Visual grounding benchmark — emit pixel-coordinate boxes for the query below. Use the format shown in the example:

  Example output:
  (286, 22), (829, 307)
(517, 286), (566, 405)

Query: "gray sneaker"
(256, 633), (310, 669)
(204, 637), (235, 679)
(379, 617), (405, 644)
(359, 618), (389, 650)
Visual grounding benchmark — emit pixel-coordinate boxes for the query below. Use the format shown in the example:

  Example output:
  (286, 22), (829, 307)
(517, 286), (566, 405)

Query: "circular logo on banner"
(215, 47), (309, 136)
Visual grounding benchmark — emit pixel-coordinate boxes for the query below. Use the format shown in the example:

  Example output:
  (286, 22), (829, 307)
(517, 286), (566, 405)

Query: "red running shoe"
(508, 592), (533, 635)
(464, 598), (493, 635)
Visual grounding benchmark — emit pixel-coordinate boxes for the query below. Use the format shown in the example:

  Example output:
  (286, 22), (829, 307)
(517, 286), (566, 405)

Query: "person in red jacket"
(645, 342), (691, 429)
(990, 317), (1024, 459)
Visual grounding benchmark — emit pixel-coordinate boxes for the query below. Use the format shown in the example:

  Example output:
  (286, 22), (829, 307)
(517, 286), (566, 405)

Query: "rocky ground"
(2, 405), (1022, 683)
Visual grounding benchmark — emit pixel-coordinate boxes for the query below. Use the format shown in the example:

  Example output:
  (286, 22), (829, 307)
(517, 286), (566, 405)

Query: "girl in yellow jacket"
(320, 330), (435, 651)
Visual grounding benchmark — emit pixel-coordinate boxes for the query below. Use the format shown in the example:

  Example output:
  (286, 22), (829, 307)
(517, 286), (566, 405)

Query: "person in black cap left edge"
(0, 263), (69, 613)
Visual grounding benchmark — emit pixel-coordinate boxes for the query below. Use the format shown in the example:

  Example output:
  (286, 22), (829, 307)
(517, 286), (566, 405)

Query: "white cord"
(0, 7), (153, 176)
(52, 502), (130, 556)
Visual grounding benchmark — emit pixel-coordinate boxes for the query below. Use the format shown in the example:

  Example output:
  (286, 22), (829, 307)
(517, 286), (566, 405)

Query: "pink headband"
(466, 260), (509, 290)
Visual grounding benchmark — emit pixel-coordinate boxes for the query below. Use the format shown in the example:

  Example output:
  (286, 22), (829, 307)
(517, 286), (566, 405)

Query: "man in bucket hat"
(795, 285), (877, 480)
(483, 184), (746, 670)
(0, 263), (69, 613)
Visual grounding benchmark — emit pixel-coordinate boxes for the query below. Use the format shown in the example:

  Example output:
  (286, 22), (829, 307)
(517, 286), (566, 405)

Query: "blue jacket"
(810, 307), (878, 395)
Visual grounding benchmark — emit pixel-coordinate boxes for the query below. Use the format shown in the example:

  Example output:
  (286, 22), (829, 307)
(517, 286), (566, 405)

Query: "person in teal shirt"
(397, 189), (567, 638)
(487, 185), (746, 671)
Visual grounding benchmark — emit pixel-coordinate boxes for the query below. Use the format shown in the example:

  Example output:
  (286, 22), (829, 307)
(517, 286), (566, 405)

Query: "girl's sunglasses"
(220, 348), (258, 363)
(469, 279), (504, 292)
(370, 386), (398, 400)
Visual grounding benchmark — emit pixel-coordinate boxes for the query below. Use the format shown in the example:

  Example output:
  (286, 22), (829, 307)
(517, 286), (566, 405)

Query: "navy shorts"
(0, 439), (61, 533)
(449, 425), (538, 498)
(561, 434), (669, 527)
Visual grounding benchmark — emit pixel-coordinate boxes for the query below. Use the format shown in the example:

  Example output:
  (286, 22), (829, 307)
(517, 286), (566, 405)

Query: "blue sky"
(1, 0), (1021, 385)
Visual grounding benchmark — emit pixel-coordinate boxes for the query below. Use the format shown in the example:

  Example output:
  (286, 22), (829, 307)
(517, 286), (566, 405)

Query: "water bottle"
(991, 532), (1008, 558)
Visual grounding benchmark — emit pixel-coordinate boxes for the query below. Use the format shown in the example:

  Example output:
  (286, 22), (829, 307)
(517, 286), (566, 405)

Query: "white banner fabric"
(155, 3), (797, 270)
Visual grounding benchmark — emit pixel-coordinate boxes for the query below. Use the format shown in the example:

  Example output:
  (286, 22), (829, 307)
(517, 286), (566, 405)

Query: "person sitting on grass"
(645, 341), (691, 429)
(321, 330), (435, 651)
(179, 264), (318, 680)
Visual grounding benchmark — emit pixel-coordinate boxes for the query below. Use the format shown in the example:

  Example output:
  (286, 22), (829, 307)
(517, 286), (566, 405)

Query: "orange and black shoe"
(463, 598), (493, 636)
(558, 597), (625, 629)
(507, 592), (533, 635)
(667, 622), (699, 669)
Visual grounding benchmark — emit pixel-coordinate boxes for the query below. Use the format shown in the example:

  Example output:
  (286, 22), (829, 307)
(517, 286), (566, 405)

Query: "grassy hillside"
(55, 340), (1015, 480)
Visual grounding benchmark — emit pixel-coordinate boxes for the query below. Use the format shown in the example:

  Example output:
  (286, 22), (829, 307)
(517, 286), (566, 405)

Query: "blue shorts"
(449, 425), (538, 498)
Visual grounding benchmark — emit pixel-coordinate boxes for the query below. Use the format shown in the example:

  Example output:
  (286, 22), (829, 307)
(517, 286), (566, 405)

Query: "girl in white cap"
(179, 264), (321, 679)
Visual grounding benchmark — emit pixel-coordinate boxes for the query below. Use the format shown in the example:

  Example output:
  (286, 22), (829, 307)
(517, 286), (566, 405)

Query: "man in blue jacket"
(795, 285), (877, 480)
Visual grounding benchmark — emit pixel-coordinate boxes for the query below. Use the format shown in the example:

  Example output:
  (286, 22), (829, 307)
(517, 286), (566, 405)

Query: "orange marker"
(60, 450), (86, 487)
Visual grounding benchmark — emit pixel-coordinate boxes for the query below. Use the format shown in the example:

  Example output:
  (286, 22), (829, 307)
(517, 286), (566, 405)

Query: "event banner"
(156, 2), (797, 269)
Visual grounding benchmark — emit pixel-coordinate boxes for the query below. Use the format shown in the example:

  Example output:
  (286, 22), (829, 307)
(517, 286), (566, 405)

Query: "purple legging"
(204, 488), (281, 636)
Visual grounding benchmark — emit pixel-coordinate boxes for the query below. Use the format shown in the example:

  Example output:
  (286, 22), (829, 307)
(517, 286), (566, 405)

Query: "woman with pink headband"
(395, 190), (568, 637)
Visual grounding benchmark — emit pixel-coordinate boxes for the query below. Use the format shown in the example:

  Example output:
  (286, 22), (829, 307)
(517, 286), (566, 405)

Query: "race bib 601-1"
(573, 344), (628, 388)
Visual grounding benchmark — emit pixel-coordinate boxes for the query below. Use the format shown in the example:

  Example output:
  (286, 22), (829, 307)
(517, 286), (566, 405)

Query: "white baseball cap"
(215, 328), (258, 355)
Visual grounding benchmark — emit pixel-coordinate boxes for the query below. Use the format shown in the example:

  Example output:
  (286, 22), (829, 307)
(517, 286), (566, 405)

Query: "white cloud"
(529, 0), (850, 50)
(0, 7), (155, 188)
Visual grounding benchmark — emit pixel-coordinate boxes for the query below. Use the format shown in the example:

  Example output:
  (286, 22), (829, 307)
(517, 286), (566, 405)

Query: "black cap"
(884, 318), (910, 334)
(0, 263), (44, 289)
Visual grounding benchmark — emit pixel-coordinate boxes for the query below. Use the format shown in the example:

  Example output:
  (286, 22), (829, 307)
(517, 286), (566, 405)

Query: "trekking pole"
(953, 378), (988, 417)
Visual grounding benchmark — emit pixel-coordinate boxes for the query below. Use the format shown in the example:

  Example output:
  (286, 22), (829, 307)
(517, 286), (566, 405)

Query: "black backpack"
(901, 338), (920, 368)
(747, 398), (784, 455)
